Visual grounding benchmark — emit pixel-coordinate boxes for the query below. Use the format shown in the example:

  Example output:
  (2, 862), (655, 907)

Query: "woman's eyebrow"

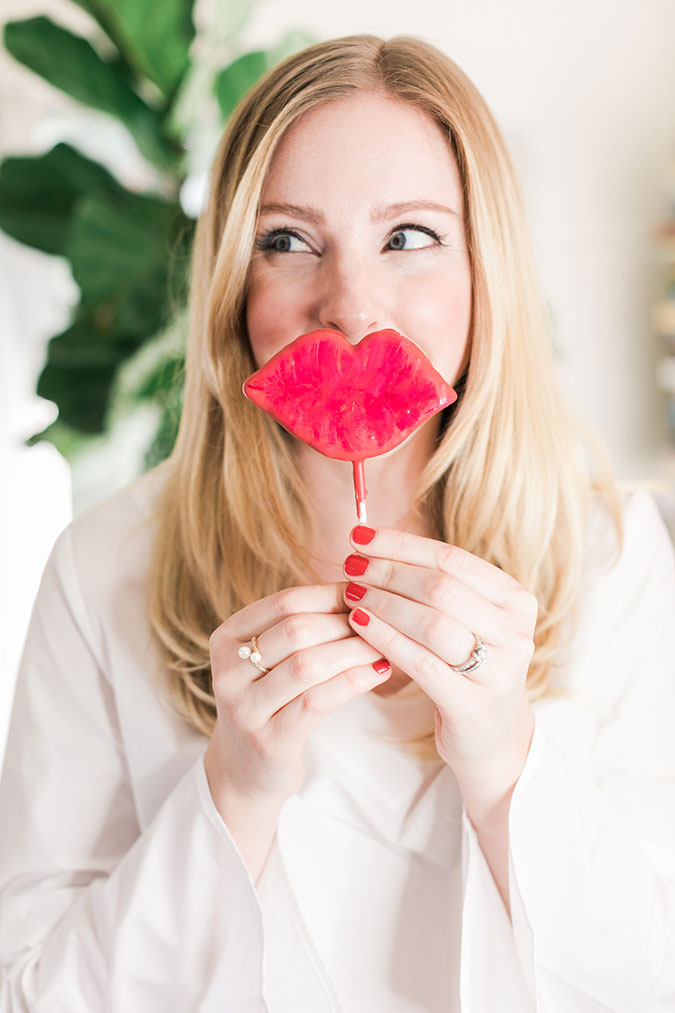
(372, 200), (462, 220)
(258, 202), (324, 224)
(258, 200), (462, 224)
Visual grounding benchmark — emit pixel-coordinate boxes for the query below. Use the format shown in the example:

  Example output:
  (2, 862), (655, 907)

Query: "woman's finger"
(344, 603), (461, 697)
(349, 525), (523, 608)
(271, 661), (392, 741)
(344, 582), (479, 667)
(249, 612), (354, 673)
(230, 583), (349, 643)
(210, 584), (350, 680)
(247, 634), (385, 721)
(343, 554), (507, 644)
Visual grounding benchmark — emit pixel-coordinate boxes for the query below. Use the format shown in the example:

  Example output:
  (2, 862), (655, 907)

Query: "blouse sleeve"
(0, 525), (268, 1012)
(458, 491), (675, 1012)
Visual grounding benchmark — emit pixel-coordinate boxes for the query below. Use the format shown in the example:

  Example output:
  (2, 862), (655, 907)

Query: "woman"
(1, 35), (674, 1012)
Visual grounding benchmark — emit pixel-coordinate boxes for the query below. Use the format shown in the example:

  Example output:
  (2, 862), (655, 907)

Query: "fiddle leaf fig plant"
(0, 0), (312, 491)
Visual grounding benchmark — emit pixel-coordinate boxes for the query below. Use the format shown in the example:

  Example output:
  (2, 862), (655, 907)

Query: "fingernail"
(372, 659), (391, 675)
(352, 525), (376, 545)
(351, 608), (370, 627)
(345, 554), (369, 577)
(345, 582), (367, 602)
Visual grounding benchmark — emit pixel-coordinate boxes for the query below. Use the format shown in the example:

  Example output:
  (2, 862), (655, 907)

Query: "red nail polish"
(345, 582), (367, 602)
(351, 608), (370, 627)
(345, 554), (369, 577)
(352, 525), (376, 545)
(372, 659), (391, 675)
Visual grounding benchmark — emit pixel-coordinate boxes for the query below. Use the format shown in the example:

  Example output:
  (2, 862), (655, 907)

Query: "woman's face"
(246, 91), (472, 386)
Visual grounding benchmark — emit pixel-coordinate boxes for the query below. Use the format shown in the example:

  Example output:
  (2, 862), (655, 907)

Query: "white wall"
(1, 0), (674, 757)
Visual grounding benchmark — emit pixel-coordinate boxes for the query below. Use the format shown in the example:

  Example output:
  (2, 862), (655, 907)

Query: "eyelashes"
(386, 223), (446, 250)
(254, 223), (447, 254)
(254, 228), (308, 253)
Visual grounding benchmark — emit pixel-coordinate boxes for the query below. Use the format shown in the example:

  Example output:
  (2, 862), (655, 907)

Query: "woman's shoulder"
(584, 485), (674, 588)
(537, 486), (675, 753)
(620, 486), (674, 565)
(71, 462), (168, 537)
(51, 463), (170, 596)
(23, 466), (172, 678)
(553, 486), (674, 700)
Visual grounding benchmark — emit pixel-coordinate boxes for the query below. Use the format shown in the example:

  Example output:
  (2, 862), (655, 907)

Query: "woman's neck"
(296, 418), (440, 581)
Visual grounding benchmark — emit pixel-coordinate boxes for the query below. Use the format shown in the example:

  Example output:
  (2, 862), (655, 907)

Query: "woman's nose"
(315, 258), (381, 343)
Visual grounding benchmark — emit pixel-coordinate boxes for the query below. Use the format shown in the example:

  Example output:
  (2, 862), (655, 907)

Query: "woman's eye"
(386, 227), (440, 251)
(257, 230), (312, 254)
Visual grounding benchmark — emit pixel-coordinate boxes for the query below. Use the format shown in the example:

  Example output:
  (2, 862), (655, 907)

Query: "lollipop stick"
(352, 460), (367, 523)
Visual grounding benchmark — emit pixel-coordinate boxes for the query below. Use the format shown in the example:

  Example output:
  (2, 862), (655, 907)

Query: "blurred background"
(1, 0), (674, 756)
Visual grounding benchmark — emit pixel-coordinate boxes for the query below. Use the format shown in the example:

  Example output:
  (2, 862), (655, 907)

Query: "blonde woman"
(1, 35), (674, 1012)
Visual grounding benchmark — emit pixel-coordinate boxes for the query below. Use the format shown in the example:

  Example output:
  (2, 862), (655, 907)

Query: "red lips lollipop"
(244, 328), (457, 522)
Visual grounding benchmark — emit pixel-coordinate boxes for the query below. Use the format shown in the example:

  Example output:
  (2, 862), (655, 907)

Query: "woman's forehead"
(259, 92), (462, 211)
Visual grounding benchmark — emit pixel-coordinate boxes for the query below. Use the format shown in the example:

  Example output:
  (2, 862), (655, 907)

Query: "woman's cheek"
(397, 278), (472, 382)
(246, 274), (299, 367)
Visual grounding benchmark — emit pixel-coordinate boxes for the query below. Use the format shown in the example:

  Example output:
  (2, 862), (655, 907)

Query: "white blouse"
(1, 467), (674, 1012)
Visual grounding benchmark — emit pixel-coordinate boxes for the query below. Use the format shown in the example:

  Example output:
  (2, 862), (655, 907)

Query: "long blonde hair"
(148, 35), (620, 757)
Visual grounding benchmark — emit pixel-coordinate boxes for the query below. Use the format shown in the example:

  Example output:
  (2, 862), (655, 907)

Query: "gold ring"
(237, 634), (269, 674)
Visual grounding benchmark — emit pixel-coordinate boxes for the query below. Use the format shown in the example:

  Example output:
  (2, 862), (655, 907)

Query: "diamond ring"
(450, 634), (487, 674)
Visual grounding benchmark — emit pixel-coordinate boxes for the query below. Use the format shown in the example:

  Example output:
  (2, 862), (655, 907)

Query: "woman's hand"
(204, 583), (391, 818)
(341, 525), (537, 806)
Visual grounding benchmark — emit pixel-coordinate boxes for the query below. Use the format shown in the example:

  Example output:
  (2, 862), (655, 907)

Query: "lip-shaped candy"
(243, 328), (457, 521)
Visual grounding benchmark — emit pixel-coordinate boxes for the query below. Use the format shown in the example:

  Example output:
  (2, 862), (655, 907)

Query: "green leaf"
(27, 418), (98, 458)
(51, 2), (141, 96)
(124, 343), (185, 468)
(70, 0), (196, 98)
(107, 319), (186, 467)
(144, 387), (183, 468)
(37, 358), (117, 433)
(215, 49), (267, 120)
(66, 191), (188, 336)
(134, 353), (185, 400)
(0, 143), (122, 255)
(47, 319), (138, 369)
(26, 189), (191, 444)
(34, 307), (187, 441)
(35, 317), (140, 433)
(66, 0), (149, 88)
(3, 17), (179, 170)
(213, 33), (316, 123)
